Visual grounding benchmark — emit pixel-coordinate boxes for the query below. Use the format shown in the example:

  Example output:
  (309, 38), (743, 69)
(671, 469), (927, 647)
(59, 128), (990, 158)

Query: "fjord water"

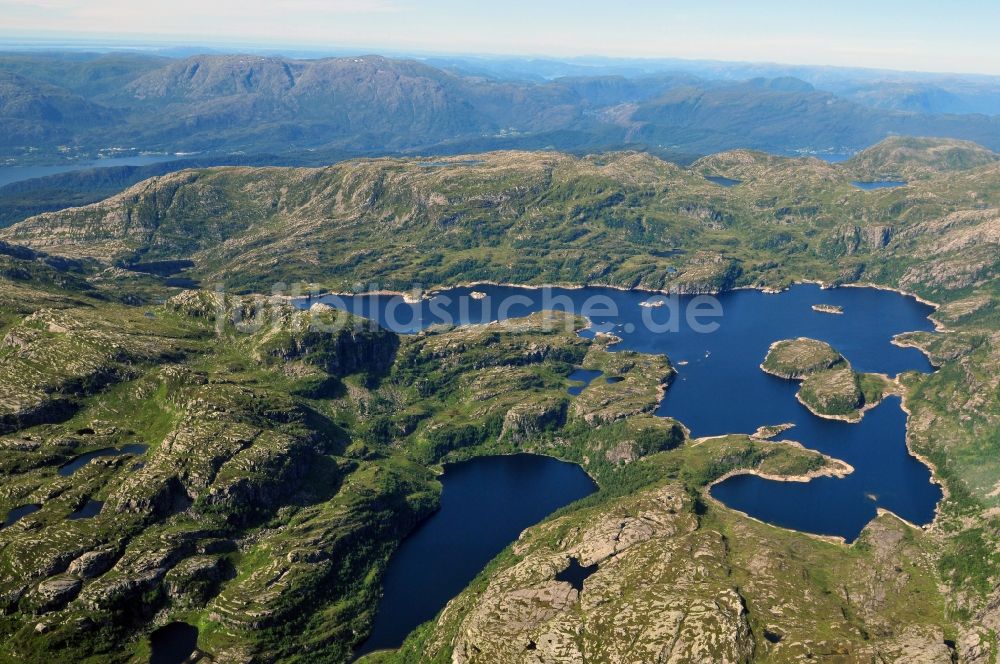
(315, 283), (941, 541)
(355, 455), (596, 658)
(0, 155), (180, 188)
(315, 283), (942, 652)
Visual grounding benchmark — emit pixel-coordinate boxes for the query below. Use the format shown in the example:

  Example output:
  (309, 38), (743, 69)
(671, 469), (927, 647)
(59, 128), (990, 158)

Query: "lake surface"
(311, 282), (942, 652)
(310, 282), (940, 542)
(149, 622), (199, 664)
(567, 368), (603, 395)
(416, 160), (486, 168)
(555, 557), (599, 591)
(68, 499), (104, 520)
(58, 444), (147, 477)
(354, 454), (596, 658)
(2, 503), (41, 528)
(852, 180), (907, 190)
(0, 155), (180, 188)
(705, 175), (741, 187)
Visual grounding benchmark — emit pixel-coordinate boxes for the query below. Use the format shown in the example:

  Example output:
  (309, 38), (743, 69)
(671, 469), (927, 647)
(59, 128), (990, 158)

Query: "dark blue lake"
(310, 283), (940, 541)
(68, 499), (103, 520)
(354, 454), (596, 658)
(312, 283), (942, 652)
(2, 503), (41, 528)
(58, 444), (148, 477)
(149, 622), (199, 664)
(567, 368), (604, 395)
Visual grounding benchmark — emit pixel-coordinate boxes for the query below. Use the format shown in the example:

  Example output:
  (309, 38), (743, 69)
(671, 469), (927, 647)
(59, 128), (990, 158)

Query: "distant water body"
(852, 180), (908, 190)
(705, 175), (741, 187)
(0, 155), (180, 188)
(310, 282), (941, 541)
(810, 153), (854, 163)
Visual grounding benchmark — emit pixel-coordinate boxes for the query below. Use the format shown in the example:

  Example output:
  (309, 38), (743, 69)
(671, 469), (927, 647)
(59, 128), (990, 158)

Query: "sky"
(1, 0), (998, 75)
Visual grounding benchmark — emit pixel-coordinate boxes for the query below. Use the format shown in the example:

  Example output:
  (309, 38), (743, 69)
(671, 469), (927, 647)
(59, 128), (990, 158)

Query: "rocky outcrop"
(165, 555), (224, 604)
(798, 366), (864, 417)
(67, 547), (119, 579)
(500, 398), (568, 443)
(761, 338), (884, 422)
(572, 347), (672, 425)
(23, 576), (82, 614)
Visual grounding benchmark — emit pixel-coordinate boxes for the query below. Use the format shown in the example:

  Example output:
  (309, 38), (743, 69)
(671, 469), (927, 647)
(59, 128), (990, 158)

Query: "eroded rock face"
(25, 575), (82, 614)
(864, 625), (954, 663)
(500, 398), (568, 443)
(67, 547), (118, 579)
(165, 555), (224, 605)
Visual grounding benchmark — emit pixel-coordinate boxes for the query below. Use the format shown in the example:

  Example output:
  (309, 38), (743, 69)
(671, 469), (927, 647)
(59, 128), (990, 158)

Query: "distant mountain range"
(1, 52), (999, 162)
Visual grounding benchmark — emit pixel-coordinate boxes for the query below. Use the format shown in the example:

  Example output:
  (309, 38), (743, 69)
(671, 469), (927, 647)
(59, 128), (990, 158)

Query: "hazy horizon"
(1, 0), (998, 76)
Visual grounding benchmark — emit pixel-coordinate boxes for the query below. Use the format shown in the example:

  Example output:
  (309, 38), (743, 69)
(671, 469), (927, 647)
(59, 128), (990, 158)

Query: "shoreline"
(287, 278), (942, 323)
(282, 278), (947, 535)
(759, 339), (905, 424)
(792, 389), (894, 424)
(438, 449), (602, 487)
(897, 395), (950, 530)
(704, 439), (856, 546)
(890, 335), (943, 368)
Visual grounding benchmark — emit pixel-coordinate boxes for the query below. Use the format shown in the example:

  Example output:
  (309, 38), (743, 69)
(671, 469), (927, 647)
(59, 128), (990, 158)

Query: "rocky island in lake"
(762, 338), (893, 422)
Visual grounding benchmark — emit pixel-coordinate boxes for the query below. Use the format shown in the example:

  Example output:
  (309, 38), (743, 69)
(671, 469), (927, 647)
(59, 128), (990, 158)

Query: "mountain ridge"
(2, 53), (999, 160)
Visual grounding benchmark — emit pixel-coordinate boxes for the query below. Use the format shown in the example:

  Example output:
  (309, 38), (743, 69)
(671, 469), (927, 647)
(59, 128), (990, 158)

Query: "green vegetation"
(0, 274), (689, 662)
(382, 437), (946, 664)
(798, 367), (865, 418)
(2, 138), (997, 305)
(846, 136), (1000, 181)
(0, 136), (996, 662)
(760, 337), (846, 379)
(761, 338), (896, 421)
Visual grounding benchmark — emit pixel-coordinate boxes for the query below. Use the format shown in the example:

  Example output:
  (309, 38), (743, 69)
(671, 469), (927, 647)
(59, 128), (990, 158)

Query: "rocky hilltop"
(846, 136), (1000, 180)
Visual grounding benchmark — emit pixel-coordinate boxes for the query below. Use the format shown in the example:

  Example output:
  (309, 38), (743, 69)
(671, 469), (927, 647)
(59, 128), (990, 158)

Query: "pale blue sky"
(1, 0), (998, 75)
